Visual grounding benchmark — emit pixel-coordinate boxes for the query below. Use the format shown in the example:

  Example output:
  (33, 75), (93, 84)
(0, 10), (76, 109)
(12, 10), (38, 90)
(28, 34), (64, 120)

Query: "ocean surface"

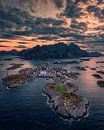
(0, 56), (104, 130)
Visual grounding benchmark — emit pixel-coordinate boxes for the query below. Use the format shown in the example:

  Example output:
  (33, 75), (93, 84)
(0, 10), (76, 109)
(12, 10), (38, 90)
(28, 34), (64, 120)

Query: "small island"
(92, 74), (103, 79)
(4, 58), (13, 61)
(96, 61), (104, 64)
(43, 82), (89, 120)
(80, 58), (90, 61)
(6, 63), (24, 70)
(90, 68), (96, 70)
(53, 60), (80, 65)
(97, 80), (104, 88)
(2, 68), (34, 88)
(76, 66), (86, 71)
(96, 71), (104, 75)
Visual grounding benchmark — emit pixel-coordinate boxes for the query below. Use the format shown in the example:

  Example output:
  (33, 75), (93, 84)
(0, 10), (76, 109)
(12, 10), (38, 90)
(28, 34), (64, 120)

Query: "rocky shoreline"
(43, 82), (89, 120)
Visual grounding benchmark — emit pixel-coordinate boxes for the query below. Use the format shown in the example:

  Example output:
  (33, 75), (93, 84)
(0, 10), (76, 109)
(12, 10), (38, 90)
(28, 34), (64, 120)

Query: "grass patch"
(56, 83), (67, 93)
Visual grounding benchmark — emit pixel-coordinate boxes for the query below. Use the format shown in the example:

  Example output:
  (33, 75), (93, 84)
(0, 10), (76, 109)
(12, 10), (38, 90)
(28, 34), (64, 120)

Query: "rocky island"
(97, 80), (104, 88)
(92, 74), (103, 79)
(96, 71), (104, 75)
(2, 68), (34, 88)
(76, 66), (86, 71)
(6, 63), (24, 70)
(43, 82), (89, 120)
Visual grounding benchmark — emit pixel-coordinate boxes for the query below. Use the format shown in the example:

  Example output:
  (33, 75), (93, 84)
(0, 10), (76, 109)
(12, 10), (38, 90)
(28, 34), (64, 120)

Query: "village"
(2, 65), (81, 88)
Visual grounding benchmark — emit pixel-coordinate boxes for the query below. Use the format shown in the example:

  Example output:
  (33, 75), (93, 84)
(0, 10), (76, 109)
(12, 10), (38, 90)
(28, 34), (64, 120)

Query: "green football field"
(56, 83), (67, 93)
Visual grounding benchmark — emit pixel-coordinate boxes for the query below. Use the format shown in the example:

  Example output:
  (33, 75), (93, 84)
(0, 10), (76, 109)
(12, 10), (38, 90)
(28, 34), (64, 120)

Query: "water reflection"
(0, 56), (104, 130)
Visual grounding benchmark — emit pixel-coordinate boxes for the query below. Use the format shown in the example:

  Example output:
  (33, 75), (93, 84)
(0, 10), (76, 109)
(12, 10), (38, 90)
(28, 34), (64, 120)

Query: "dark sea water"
(0, 56), (104, 130)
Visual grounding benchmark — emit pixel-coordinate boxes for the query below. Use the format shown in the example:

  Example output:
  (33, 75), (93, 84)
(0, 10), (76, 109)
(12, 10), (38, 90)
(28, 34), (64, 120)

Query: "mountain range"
(0, 42), (103, 59)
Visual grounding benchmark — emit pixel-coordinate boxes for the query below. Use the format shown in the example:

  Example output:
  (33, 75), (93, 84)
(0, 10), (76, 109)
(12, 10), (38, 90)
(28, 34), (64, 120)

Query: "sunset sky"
(0, 0), (104, 53)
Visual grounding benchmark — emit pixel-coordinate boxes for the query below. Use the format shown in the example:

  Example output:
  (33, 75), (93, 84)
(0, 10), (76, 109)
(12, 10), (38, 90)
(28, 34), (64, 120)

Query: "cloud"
(70, 20), (87, 32)
(0, 0), (103, 37)
(17, 42), (28, 44)
(14, 45), (27, 48)
(0, 33), (22, 39)
(0, 40), (10, 42)
(64, 3), (82, 18)
(0, 45), (9, 47)
(39, 35), (59, 40)
(0, 0), (104, 52)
